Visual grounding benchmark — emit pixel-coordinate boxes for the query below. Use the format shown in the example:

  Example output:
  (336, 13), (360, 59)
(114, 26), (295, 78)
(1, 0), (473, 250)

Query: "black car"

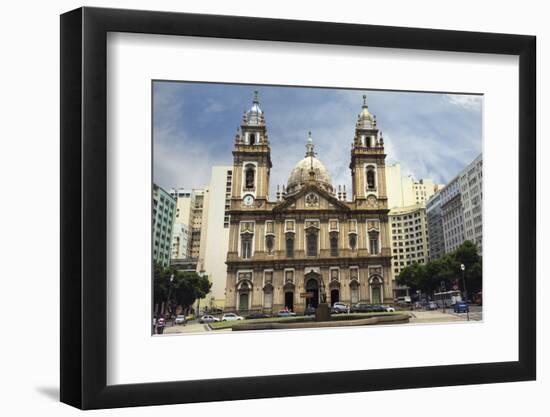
(371, 304), (386, 313)
(245, 312), (271, 320)
(351, 303), (374, 313)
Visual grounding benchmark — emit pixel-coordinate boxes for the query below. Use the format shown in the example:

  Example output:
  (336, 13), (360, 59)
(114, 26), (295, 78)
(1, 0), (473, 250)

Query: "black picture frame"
(60, 6), (536, 410)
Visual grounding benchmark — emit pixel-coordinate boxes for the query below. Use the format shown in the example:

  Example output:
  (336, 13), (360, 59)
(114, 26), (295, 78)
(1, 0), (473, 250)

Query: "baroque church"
(224, 92), (393, 313)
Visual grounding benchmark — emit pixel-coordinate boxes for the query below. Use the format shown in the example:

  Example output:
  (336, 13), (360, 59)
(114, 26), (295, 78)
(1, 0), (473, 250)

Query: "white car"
(174, 315), (187, 325)
(221, 313), (244, 321)
(381, 305), (395, 312)
(199, 315), (220, 324)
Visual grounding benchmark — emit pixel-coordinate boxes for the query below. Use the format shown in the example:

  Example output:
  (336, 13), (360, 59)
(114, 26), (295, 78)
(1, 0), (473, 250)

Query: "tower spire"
(305, 131), (316, 157)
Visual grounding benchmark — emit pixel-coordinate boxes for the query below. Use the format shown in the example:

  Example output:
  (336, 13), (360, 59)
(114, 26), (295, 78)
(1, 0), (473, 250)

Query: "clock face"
(243, 195), (254, 206)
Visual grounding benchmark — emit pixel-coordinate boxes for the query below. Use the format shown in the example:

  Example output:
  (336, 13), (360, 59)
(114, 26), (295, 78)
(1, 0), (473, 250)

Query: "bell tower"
(350, 94), (388, 203)
(231, 91), (272, 207)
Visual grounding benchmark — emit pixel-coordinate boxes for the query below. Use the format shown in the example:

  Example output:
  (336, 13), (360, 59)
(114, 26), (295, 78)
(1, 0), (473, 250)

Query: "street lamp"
(460, 264), (469, 321)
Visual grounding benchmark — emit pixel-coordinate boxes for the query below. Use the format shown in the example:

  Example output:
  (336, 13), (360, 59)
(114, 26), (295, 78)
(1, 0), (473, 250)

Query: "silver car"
(199, 315), (220, 323)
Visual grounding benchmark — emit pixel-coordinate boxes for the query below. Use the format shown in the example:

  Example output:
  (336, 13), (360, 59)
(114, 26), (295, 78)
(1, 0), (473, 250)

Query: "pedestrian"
(156, 316), (166, 335)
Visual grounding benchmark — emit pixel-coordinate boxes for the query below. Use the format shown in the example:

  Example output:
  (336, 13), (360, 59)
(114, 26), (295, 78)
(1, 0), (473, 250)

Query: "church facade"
(224, 92), (394, 313)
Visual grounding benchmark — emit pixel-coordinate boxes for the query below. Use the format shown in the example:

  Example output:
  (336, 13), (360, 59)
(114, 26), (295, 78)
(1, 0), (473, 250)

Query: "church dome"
(286, 132), (334, 195)
(244, 90), (263, 126)
(357, 94), (375, 129)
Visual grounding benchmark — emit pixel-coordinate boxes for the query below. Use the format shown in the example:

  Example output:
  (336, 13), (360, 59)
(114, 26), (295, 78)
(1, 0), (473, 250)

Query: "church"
(224, 92), (394, 313)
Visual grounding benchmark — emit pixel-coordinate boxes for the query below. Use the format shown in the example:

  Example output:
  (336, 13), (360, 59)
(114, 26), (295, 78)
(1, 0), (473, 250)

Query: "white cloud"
(444, 94), (483, 111)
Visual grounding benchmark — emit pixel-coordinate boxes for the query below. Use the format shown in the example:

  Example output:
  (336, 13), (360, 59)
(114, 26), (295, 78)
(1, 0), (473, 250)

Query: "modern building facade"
(153, 184), (176, 268)
(385, 163), (443, 209)
(388, 203), (430, 297)
(224, 93), (394, 314)
(170, 223), (189, 260)
(426, 192), (445, 261)
(198, 166), (233, 309)
(440, 175), (465, 254)
(459, 154), (483, 254)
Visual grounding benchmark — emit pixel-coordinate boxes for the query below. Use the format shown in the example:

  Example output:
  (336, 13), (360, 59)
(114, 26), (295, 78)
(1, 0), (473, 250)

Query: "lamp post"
(460, 264), (469, 321)
(166, 273), (175, 319)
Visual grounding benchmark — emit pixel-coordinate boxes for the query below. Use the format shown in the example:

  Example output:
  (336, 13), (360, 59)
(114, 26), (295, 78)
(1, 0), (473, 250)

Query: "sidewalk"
(408, 310), (466, 323)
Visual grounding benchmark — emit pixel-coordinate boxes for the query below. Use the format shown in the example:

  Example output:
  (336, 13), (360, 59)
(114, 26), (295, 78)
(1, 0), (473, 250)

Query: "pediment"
(273, 184), (350, 212)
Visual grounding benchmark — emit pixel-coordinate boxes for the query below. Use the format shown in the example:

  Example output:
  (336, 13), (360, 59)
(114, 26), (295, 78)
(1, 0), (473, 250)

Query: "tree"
(153, 263), (212, 316)
(395, 241), (482, 297)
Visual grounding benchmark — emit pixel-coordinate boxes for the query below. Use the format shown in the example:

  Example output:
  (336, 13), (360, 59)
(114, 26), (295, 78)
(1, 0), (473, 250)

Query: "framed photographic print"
(60, 6), (536, 410)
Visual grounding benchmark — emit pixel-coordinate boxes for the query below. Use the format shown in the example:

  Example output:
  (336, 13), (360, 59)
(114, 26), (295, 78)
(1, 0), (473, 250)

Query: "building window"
(244, 163), (255, 190)
(366, 167), (376, 190)
(330, 232), (339, 256)
(286, 234), (294, 258)
(369, 231), (379, 255)
(265, 235), (274, 254)
(349, 233), (357, 250)
(306, 230), (318, 257)
(241, 233), (253, 259)
(249, 132), (256, 145)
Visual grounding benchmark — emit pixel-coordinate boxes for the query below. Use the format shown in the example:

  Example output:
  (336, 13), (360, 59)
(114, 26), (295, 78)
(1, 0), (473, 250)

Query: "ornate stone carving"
(305, 192), (320, 207)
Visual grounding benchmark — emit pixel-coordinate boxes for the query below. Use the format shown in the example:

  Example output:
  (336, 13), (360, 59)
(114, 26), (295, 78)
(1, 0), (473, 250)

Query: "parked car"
(380, 305), (395, 312)
(351, 303), (374, 313)
(331, 302), (349, 314)
(453, 302), (470, 313)
(245, 312), (270, 320)
(221, 313), (244, 321)
(304, 306), (316, 316)
(371, 304), (386, 313)
(199, 315), (220, 323)
(276, 310), (297, 317)
(174, 315), (187, 325)
(426, 302), (438, 310)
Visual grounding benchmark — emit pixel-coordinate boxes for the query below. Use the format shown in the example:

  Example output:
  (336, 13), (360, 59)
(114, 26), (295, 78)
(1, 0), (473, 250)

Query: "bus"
(433, 290), (462, 308)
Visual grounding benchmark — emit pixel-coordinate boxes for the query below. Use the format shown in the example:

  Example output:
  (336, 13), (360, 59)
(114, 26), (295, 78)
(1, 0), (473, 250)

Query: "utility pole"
(460, 264), (469, 321)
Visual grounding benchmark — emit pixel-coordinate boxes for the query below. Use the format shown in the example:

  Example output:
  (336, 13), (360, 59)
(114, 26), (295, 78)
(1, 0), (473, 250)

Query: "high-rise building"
(440, 175), (465, 254)
(385, 163), (443, 209)
(170, 188), (206, 261)
(388, 203), (430, 297)
(170, 223), (189, 260)
(153, 184), (176, 268)
(459, 154), (483, 254)
(426, 192), (445, 261)
(198, 166), (233, 309)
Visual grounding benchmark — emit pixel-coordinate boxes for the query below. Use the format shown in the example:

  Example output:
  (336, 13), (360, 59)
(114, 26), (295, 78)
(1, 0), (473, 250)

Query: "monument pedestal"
(315, 303), (331, 322)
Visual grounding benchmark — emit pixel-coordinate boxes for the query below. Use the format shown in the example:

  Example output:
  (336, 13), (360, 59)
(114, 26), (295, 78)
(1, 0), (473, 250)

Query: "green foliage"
(153, 264), (212, 313)
(396, 241), (482, 296)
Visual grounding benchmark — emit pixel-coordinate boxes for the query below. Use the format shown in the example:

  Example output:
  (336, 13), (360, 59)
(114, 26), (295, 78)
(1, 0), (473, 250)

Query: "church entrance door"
(330, 289), (340, 305)
(238, 293), (249, 311)
(284, 291), (294, 311)
(305, 278), (319, 308)
(372, 286), (381, 305)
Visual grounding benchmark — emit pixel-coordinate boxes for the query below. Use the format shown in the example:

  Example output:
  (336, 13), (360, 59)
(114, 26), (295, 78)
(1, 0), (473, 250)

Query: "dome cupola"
(286, 132), (334, 195)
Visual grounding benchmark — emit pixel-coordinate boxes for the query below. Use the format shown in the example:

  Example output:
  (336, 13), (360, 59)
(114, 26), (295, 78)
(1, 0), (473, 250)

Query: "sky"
(153, 81), (482, 196)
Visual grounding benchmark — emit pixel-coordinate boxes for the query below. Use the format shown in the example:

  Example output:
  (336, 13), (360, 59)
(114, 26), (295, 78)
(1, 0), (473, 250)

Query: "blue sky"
(153, 81), (482, 195)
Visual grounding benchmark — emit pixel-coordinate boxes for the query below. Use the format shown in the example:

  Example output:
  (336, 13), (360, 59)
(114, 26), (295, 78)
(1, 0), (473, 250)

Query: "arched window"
(244, 164), (255, 190)
(366, 167), (376, 190)
(285, 234), (294, 258)
(241, 233), (253, 259)
(249, 132), (256, 145)
(330, 233), (339, 257)
(306, 230), (318, 257)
